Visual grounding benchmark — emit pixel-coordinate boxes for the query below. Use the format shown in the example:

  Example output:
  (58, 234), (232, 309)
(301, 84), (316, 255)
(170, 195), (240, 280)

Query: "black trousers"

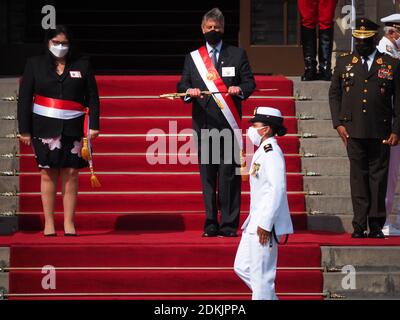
(196, 128), (241, 233)
(347, 138), (390, 233)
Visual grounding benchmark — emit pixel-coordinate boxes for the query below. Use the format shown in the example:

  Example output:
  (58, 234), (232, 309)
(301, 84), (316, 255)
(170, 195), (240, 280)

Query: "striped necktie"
(210, 48), (218, 66)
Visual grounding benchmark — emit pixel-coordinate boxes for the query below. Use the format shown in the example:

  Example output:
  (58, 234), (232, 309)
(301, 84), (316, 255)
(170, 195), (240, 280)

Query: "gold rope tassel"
(240, 150), (249, 182)
(81, 138), (90, 161)
(89, 165), (101, 188)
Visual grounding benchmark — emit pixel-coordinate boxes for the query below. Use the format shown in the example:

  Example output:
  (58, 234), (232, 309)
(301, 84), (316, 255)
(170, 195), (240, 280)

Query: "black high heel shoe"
(44, 233), (57, 237)
(64, 233), (78, 237)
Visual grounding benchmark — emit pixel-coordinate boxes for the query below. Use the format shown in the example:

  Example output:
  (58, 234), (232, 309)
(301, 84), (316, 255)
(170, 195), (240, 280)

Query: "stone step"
(300, 138), (346, 157)
(0, 177), (18, 193)
(290, 77), (330, 100)
(0, 139), (18, 155)
(304, 176), (348, 194)
(0, 120), (17, 137)
(298, 120), (337, 137)
(296, 100), (332, 120)
(324, 271), (400, 298)
(307, 194), (400, 214)
(0, 196), (18, 212)
(0, 102), (17, 117)
(0, 247), (10, 268)
(306, 195), (353, 214)
(0, 78), (19, 98)
(0, 157), (18, 172)
(305, 176), (400, 195)
(308, 214), (400, 233)
(0, 247), (9, 293)
(322, 246), (400, 270)
(302, 157), (349, 176)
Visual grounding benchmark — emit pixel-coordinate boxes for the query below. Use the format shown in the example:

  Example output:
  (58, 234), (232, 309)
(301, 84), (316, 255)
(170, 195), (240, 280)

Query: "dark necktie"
(210, 48), (218, 66)
(363, 56), (369, 72)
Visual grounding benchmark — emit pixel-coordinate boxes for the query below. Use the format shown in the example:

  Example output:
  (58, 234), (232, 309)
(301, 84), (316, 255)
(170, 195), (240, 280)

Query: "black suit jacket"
(177, 43), (256, 132)
(329, 51), (400, 139)
(17, 53), (100, 138)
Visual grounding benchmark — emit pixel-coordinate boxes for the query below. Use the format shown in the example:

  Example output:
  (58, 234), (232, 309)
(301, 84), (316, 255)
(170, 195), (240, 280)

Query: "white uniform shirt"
(241, 137), (294, 236)
(377, 36), (400, 59)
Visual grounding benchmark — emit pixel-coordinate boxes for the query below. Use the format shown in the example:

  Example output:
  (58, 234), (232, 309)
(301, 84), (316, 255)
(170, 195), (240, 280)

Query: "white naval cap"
(381, 14), (400, 30)
(249, 106), (287, 136)
(253, 106), (283, 118)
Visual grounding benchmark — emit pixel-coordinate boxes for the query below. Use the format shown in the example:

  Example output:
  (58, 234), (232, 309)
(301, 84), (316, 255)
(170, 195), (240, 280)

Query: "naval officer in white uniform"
(234, 107), (294, 300)
(377, 14), (400, 236)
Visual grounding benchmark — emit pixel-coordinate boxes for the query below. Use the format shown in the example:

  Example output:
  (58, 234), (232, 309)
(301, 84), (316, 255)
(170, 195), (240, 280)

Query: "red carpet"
(5, 76), (324, 300)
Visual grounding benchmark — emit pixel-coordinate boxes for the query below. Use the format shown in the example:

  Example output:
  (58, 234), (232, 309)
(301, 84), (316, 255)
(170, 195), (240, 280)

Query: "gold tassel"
(81, 137), (90, 161)
(240, 150), (249, 181)
(90, 167), (101, 188)
(241, 166), (249, 182)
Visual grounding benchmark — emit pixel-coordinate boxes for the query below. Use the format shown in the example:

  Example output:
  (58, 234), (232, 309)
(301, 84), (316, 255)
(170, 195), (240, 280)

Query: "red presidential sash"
(32, 95), (100, 187)
(190, 46), (243, 150)
(33, 95), (87, 120)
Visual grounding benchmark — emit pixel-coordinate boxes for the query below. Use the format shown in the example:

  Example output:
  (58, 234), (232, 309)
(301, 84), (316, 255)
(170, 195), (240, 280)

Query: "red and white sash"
(33, 95), (86, 120)
(190, 46), (243, 149)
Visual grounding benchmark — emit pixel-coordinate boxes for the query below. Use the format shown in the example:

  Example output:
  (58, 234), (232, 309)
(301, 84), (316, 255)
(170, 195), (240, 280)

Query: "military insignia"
(206, 71), (217, 81)
(340, 52), (350, 57)
(376, 58), (383, 65)
(251, 163), (261, 177)
(345, 64), (353, 71)
(352, 56), (359, 64)
(388, 65), (392, 70)
(387, 45), (394, 54)
(264, 144), (273, 153)
(378, 68), (393, 80)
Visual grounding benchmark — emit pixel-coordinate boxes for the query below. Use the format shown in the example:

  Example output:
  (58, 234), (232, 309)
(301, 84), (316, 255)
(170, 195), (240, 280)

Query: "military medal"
(346, 87), (350, 93)
(251, 163), (260, 177)
(376, 58), (383, 65)
(345, 64), (353, 72)
(352, 56), (359, 64)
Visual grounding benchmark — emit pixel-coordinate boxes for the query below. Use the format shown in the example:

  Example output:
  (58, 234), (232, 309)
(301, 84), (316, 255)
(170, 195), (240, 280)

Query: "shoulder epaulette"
(264, 144), (273, 153)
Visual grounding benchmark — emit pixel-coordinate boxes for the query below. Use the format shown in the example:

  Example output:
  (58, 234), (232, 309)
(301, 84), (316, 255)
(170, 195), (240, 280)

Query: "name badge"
(70, 71), (82, 78)
(222, 67), (235, 77)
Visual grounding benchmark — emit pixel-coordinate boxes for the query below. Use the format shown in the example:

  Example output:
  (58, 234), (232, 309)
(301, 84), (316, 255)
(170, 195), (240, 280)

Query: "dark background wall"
(0, 0), (239, 75)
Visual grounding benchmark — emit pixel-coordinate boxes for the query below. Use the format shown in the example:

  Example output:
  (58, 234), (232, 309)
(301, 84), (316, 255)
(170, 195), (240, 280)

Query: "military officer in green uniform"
(329, 18), (400, 238)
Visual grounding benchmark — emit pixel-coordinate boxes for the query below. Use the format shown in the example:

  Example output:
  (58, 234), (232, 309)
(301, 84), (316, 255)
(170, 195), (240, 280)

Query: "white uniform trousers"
(234, 231), (278, 300)
(385, 145), (400, 227)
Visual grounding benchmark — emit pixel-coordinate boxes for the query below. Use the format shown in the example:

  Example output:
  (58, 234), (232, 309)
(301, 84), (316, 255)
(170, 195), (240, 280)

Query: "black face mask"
(204, 30), (223, 46)
(355, 38), (376, 57)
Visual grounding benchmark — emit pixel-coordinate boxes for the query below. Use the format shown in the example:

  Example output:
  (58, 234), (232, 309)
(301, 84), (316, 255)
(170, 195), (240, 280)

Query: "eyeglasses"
(51, 40), (69, 46)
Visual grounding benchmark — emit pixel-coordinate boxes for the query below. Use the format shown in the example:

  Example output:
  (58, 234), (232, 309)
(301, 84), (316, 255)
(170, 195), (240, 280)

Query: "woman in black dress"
(17, 25), (100, 236)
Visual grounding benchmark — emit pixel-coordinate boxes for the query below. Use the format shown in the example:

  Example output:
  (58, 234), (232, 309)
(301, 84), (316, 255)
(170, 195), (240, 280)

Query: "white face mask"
(247, 126), (266, 147)
(49, 44), (69, 58)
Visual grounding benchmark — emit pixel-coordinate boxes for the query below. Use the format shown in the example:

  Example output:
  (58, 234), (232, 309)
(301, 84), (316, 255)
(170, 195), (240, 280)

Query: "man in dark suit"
(329, 18), (400, 239)
(177, 8), (256, 237)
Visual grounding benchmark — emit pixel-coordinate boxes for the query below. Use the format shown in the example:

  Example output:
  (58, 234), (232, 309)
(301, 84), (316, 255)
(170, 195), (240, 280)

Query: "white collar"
(206, 41), (223, 54)
(377, 36), (398, 55)
(363, 49), (377, 61)
(259, 136), (276, 150)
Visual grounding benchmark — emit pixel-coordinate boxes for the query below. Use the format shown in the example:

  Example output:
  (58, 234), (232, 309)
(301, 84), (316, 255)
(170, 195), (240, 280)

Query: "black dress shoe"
(202, 229), (219, 237)
(368, 231), (385, 239)
(64, 233), (78, 237)
(44, 233), (57, 237)
(219, 231), (238, 237)
(351, 231), (367, 238)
